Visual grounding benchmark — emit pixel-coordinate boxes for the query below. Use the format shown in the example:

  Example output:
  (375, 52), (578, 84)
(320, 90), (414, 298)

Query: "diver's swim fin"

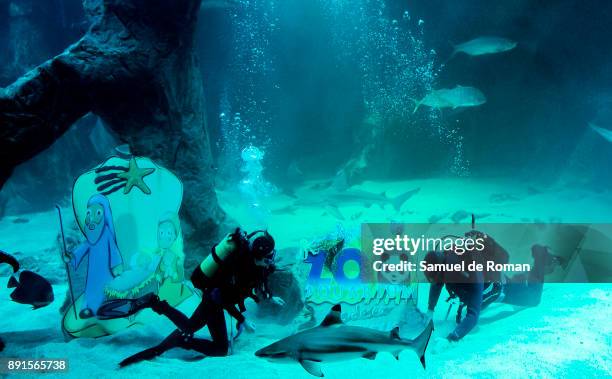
(97, 299), (136, 319)
(0, 251), (20, 273)
(120, 347), (163, 368)
(97, 293), (158, 320)
(120, 329), (182, 368)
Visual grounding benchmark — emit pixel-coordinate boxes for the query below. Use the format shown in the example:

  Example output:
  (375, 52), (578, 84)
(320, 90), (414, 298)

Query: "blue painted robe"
(72, 195), (123, 314)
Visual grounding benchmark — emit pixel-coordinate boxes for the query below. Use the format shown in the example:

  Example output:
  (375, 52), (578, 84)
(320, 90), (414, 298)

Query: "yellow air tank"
(200, 233), (239, 279)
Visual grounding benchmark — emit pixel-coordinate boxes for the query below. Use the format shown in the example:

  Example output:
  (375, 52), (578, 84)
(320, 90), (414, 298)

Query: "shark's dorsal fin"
(390, 327), (400, 340)
(362, 351), (377, 360)
(299, 359), (324, 377)
(320, 304), (343, 327)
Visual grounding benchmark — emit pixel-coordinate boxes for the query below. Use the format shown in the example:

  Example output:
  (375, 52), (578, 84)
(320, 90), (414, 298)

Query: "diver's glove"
(270, 296), (285, 307)
(234, 319), (256, 341)
(446, 331), (460, 342)
(242, 319), (256, 333)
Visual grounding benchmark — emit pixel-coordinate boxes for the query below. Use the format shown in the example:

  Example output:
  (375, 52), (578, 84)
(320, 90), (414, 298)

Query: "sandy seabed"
(1, 177), (611, 378)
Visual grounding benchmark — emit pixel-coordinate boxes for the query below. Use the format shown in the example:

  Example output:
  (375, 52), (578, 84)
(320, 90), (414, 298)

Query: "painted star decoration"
(117, 158), (155, 195)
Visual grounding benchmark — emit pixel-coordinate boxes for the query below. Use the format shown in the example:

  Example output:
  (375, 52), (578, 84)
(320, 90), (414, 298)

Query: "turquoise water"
(1, 1), (612, 378)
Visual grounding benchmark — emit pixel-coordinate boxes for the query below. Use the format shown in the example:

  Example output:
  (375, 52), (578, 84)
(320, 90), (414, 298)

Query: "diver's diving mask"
(247, 230), (276, 265)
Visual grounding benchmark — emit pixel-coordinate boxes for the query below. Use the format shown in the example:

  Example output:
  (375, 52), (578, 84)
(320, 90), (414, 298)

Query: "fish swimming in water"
(255, 304), (434, 377)
(8, 271), (54, 309)
(295, 182), (420, 213)
(589, 123), (612, 143)
(451, 36), (517, 58)
(2, 250), (54, 309)
(413, 85), (486, 113)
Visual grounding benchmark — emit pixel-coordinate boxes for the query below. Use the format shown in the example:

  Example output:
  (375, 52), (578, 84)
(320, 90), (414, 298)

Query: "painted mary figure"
(66, 194), (123, 318)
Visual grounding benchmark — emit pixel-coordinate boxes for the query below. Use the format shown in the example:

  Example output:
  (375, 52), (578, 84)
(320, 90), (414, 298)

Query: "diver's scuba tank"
(198, 228), (276, 285)
(200, 228), (248, 280)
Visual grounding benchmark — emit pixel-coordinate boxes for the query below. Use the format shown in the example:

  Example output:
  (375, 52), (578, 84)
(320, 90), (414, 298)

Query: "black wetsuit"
(119, 250), (272, 367)
(428, 252), (484, 341)
(498, 250), (549, 307)
(428, 248), (549, 341)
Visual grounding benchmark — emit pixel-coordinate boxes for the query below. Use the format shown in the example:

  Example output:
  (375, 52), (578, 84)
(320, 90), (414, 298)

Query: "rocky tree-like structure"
(0, 0), (223, 263)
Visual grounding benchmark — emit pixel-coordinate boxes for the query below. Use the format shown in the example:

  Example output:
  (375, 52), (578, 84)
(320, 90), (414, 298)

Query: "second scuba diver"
(97, 228), (285, 366)
(424, 231), (565, 341)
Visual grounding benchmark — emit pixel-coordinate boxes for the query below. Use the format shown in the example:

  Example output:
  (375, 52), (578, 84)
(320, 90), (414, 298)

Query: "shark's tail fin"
(413, 320), (434, 369)
(440, 49), (457, 68)
(388, 188), (420, 211)
(412, 99), (422, 114)
(590, 123), (612, 143)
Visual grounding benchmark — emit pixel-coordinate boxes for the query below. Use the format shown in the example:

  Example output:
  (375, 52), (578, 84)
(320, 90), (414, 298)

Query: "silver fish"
(452, 36), (517, 58)
(413, 85), (486, 113)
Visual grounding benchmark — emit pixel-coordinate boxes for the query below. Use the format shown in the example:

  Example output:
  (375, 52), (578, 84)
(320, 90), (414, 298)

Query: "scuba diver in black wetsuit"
(425, 232), (564, 342)
(484, 244), (563, 308)
(97, 229), (285, 367)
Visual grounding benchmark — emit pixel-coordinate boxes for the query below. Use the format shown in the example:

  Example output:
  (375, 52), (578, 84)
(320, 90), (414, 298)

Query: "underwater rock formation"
(0, 1), (108, 214)
(0, 116), (117, 215)
(2, 1), (56, 81)
(0, 0), (223, 260)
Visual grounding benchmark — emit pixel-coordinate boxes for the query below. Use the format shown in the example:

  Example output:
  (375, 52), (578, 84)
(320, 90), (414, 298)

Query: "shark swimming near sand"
(215, 178), (419, 221)
(294, 181), (420, 214)
(255, 304), (434, 377)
